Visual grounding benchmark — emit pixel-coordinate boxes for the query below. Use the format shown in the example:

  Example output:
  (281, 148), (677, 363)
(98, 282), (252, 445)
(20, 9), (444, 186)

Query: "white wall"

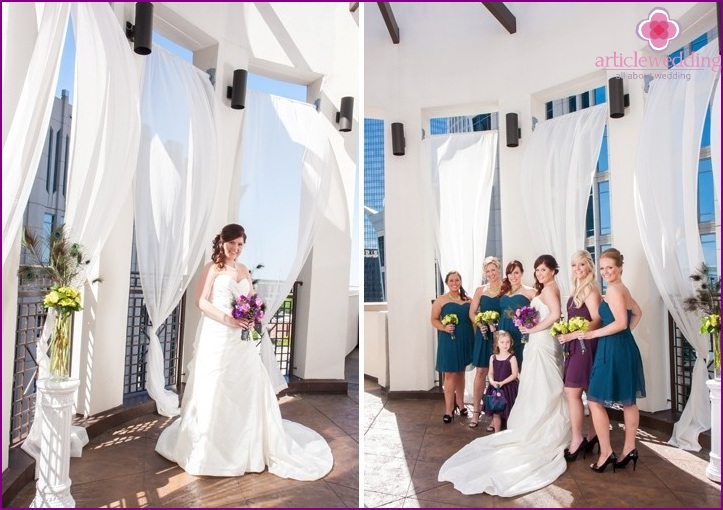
(365, 2), (716, 410)
(364, 305), (389, 387)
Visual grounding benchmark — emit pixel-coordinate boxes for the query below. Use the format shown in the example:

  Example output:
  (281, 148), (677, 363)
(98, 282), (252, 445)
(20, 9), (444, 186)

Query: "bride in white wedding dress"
(155, 224), (333, 479)
(439, 255), (569, 497)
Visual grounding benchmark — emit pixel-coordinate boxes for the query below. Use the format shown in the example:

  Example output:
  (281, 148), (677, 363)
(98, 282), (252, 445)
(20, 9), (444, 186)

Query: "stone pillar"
(30, 379), (80, 508)
(706, 379), (721, 483)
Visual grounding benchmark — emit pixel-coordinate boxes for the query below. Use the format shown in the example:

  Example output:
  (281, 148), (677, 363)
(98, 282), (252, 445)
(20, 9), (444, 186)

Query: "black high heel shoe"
(584, 436), (599, 459)
(564, 438), (589, 462)
(590, 452), (617, 473)
(443, 414), (453, 423)
(614, 449), (639, 471)
(454, 403), (469, 417)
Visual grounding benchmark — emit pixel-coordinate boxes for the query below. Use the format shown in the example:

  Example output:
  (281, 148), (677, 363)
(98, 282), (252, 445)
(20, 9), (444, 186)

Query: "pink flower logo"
(637, 8), (680, 52)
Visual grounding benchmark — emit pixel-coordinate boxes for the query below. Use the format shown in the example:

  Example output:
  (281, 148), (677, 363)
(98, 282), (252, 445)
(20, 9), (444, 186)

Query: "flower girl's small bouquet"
(231, 294), (266, 340)
(509, 305), (539, 344)
(441, 314), (459, 340)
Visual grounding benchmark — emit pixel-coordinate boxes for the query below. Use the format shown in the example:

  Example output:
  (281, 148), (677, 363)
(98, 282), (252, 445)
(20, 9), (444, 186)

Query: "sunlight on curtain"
(135, 46), (217, 417)
(234, 90), (334, 392)
(2, 2), (69, 265)
(519, 104), (607, 296)
(635, 40), (720, 451)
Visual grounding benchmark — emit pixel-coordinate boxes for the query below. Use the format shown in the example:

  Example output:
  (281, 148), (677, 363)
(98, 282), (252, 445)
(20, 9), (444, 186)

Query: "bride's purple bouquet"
(231, 294), (266, 339)
(509, 305), (539, 344)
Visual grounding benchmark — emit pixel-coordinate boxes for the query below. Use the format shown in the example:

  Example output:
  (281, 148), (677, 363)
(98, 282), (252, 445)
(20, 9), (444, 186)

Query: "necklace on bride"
(224, 262), (237, 272)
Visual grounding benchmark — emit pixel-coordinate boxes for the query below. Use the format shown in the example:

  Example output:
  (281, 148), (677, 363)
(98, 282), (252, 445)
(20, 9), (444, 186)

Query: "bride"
(155, 223), (333, 480)
(438, 254), (569, 496)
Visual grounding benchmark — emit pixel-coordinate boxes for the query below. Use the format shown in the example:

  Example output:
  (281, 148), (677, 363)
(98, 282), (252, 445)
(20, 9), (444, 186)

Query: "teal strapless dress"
(436, 301), (473, 372)
(587, 301), (646, 406)
(498, 293), (530, 371)
(472, 295), (500, 368)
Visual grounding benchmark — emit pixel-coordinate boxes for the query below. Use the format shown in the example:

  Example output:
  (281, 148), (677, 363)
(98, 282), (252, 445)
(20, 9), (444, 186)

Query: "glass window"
(698, 158), (714, 223)
(581, 91), (590, 109)
(46, 129), (54, 192)
(568, 96), (577, 113)
(598, 181), (611, 235)
(691, 33), (708, 52)
(668, 48), (684, 68)
(701, 106), (711, 148)
(545, 101), (553, 120)
(378, 235), (385, 267)
(594, 86), (606, 105)
(700, 233), (718, 278)
(42, 213), (54, 264)
(585, 192), (594, 238)
(597, 126), (609, 172)
(430, 118), (447, 135)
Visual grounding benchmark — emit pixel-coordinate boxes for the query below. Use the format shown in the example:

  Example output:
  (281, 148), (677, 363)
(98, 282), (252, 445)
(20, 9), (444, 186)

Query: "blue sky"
(56, 27), (306, 103)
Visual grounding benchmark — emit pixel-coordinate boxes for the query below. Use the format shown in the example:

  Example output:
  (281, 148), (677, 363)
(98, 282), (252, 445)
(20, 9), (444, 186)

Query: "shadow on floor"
(363, 378), (720, 508)
(8, 349), (360, 508)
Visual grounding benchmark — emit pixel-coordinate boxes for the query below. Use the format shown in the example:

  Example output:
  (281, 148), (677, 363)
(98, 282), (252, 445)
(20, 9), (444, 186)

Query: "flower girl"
(484, 330), (519, 432)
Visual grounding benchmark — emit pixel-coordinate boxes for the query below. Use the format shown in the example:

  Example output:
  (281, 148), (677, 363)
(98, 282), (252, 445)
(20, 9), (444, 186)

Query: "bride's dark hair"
(212, 224), (247, 270)
(533, 254), (559, 296)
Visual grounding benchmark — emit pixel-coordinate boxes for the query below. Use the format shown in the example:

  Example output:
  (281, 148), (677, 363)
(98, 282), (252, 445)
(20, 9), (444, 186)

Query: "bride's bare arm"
(195, 262), (244, 327)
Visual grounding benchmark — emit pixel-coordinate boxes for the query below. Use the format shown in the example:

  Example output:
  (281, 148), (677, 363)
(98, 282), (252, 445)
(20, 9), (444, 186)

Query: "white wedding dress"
(155, 274), (333, 479)
(438, 296), (570, 496)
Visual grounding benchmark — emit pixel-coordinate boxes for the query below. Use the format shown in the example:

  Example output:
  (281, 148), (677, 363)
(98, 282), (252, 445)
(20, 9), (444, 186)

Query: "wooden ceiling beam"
(378, 2), (400, 44)
(482, 2), (516, 34)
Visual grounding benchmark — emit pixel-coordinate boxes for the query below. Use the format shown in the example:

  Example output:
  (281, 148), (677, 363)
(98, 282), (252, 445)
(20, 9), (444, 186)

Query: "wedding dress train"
(155, 275), (333, 479)
(438, 296), (570, 496)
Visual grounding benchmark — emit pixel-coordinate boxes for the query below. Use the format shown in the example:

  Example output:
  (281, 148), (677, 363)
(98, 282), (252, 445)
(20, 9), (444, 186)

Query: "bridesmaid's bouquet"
(509, 305), (539, 344)
(441, 314), (459, 340)
(550, 316), (590, 355)
(474, 311), (500, 340)
(567, 316), (590, 354)
(231, 294), (266, 340)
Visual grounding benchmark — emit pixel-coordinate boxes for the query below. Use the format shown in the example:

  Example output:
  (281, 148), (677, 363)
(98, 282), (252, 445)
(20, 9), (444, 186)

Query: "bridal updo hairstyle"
(212, 223), (247, 269)
(533, 254), (559, 295)
(497, 260), (524, 297)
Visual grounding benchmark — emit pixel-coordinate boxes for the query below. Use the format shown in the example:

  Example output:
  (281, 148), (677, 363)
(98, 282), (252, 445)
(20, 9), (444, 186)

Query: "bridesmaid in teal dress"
(497, 261), (537, 376)
(578, 248), (646, 473)
(432, 271), (474, 423)
(468, 256), (503, 428)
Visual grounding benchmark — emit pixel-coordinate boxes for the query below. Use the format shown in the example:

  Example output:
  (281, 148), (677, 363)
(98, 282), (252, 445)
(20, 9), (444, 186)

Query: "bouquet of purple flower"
(509, 305), (540, 344)
(231, 294), (266, 340)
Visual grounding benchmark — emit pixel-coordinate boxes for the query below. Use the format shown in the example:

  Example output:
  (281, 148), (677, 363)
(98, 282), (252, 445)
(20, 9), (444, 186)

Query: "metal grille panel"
(10, 276), (51, 445)
(266, 282), (301, 378)
(124, 272), (184, 396)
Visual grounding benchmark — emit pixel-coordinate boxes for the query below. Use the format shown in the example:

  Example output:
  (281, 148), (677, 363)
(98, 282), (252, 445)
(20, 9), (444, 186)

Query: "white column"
(706, 379), (721, 482)
(384, 112), (437, 391)
(2, 236), (21, 471)
(30, 379), (80, 508)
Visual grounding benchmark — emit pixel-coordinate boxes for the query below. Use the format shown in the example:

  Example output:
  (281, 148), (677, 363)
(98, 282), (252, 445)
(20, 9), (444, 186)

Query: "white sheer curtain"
(135, 46), (218, 417)
(519, 104), (607, 296)
(712, 78), (721, 255)
(2, 2), (69, 265)
(23, 2), (141, 461)
(634, 40), (720, 451)
(422, 131), (497, 402)
(423, 131), (498, 289)
(234, 90), (334, 393)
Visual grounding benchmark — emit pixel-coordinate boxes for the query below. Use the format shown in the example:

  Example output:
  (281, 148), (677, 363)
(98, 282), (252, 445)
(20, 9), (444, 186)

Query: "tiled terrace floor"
(364, 378), (721, 508)
(8, 349), (359, 508)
